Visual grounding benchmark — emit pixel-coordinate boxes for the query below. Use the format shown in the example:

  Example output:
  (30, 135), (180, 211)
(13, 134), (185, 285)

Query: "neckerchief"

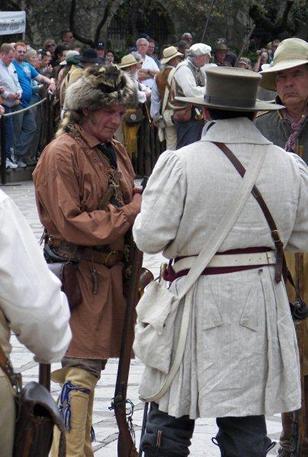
(282, 108), (307, 153)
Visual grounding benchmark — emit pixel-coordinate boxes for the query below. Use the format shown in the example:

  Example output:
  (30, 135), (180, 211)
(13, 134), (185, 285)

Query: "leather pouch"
(13, 381), (65, 457)
(290, 297), (308, 320)
(48, 262), (82, 311)
(172, 105), (192, 122)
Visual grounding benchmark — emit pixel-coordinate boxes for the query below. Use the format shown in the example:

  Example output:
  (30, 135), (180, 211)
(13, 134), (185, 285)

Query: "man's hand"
(138, 69), (157, 81)
(47, 78), (56, 94)
(7, 92), (20, 101)
(131, 192), (142, 213)
(0, 105), (5, 116)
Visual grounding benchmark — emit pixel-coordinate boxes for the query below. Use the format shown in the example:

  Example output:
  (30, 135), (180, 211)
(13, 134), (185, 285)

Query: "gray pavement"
(1, 181), (281, 456)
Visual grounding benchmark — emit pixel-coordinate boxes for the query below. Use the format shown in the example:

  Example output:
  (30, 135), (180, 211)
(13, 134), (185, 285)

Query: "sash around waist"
(164, 247), (275, 281)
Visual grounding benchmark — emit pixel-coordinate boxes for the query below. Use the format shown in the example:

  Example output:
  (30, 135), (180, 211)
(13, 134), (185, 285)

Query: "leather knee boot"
(301, 375), (308, 454)
(278, 412), (296, 456)
(51, 367), (97, 457)
(84, 389), (95, 457)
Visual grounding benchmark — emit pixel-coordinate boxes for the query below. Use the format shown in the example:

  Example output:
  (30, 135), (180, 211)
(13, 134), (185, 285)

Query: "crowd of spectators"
(0, 29), (280, 170)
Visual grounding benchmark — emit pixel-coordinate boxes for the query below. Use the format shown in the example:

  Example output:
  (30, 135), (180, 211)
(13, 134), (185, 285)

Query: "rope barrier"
(1, 97), (48, 118)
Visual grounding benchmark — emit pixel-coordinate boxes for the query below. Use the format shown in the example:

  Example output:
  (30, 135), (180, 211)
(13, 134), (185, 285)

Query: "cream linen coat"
(0, 190), (71, 457)
(133, 117), (308, 419)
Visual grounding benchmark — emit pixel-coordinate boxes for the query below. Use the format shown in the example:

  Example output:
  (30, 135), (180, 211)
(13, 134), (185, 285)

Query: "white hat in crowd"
(188, 43), (212, 57)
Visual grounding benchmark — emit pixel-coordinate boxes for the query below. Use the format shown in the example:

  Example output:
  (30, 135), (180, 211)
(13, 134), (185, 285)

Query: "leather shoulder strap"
(0, 343), (21, 391)
(213, 141), (284, 283)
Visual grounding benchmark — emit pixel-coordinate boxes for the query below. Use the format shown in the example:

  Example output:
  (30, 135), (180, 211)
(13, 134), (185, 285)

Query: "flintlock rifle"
(112, 175), (153, 457)
(111, 232), (153, 457)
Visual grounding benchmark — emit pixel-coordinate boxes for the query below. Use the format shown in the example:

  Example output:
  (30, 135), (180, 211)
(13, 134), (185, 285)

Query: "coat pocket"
(133, 280), (180, 374)
(239, 287), (259, 332)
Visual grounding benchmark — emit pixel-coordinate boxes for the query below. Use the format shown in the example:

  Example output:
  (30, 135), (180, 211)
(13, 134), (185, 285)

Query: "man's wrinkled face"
(276, 65), (308, 109)
(147, 42), (155, 55)
(1, 49), (15, 66)
(15, 45), (27, 62)
(96, 48), (105, 58)
(215, 50), (227, 64)
(83, 104), (126, 143)
(137, 40), (149, 56)
(194, 54), (210, 67)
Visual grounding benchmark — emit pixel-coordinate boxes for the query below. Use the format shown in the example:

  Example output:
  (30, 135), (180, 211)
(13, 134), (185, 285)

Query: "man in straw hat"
(33, 65), (142, 456)
(150, 46), (183, 150)
(169, 42), (212, 149)
(133, 66), (308, 457)
(256, 37), (308, 456)
(117, 53), (149, 160)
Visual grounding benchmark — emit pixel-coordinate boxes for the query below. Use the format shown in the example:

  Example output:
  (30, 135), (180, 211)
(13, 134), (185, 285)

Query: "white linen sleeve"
(133, 151), (186, 253)
(174, 66), (206, 97)
(0, 193), (71, 363)
(150, 80), (161, 121)
(286, 155), (308, 252)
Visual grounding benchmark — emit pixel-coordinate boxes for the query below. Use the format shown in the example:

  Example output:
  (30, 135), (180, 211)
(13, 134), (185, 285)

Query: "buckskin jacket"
(133, 117), (308, 419)
(33, 125), (139, 360)
(256, 108), (308, 374)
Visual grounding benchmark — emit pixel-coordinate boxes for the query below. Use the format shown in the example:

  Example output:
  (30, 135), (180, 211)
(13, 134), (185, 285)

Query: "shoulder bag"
(0, 345), (65, 457)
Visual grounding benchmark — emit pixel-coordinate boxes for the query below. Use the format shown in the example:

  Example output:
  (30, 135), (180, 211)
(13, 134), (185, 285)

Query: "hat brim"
(175, 96), (284, 111)
(161, 52), (183, 65)
(260, 60), (308, 90)
(118, 62), (137, 69)
(79, 58), (100, 64)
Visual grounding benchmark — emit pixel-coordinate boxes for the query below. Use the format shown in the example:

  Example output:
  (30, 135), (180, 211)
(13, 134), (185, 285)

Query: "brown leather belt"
(49, 240), (123, 267)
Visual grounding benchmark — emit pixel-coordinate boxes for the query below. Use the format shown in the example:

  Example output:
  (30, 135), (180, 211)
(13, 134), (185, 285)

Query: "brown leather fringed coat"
(33, 126), (139, 360)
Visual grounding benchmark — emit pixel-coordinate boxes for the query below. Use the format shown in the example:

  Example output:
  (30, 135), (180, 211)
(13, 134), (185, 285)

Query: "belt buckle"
(104, 250), (118, 267)
(265, 251), (273, 264)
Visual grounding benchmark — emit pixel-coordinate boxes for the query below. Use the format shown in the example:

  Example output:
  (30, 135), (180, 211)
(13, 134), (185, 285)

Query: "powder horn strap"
(213, 141), (284, 283)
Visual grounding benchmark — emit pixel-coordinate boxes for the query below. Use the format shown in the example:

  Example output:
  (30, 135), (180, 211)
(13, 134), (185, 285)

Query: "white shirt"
(150, 79), (161, 120)
(0, 60), (22, 107)
(0, 190), (71, 363)
(173, 59), (206, 97)
(141, 55), (159, 89)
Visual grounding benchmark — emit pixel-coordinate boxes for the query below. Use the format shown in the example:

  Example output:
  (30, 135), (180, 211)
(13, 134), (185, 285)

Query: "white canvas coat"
(133, 117), (308, 419)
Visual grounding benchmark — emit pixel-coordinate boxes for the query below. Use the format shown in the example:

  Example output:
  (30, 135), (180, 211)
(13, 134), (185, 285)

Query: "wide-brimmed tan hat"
(161, 46), (183, 64)
(118, 54), (138, 69)
(260, 38), (308, 90)
(176, 66), (284, 111)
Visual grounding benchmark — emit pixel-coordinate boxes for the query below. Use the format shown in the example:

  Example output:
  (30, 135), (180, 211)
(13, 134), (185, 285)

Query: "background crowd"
(0, 29), (281, 170)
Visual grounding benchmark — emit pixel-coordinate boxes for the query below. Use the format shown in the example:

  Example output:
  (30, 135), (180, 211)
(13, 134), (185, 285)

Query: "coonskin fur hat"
(64, 64), (136, 112)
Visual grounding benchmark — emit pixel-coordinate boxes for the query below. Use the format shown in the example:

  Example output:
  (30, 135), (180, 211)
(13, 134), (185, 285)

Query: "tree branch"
(69, 0), (95, 47)
(249, 1), (295, 39)
(94, 1), (113, 45)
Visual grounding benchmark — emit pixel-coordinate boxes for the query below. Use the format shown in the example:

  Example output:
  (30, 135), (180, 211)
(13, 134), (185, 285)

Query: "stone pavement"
(1, 181), (282, 456)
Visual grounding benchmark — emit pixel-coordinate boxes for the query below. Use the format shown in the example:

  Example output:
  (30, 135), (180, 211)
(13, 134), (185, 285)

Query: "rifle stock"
(39, 363), (51, 391)
(113, 234), (153, 457)
(294, 253), (306, 456)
